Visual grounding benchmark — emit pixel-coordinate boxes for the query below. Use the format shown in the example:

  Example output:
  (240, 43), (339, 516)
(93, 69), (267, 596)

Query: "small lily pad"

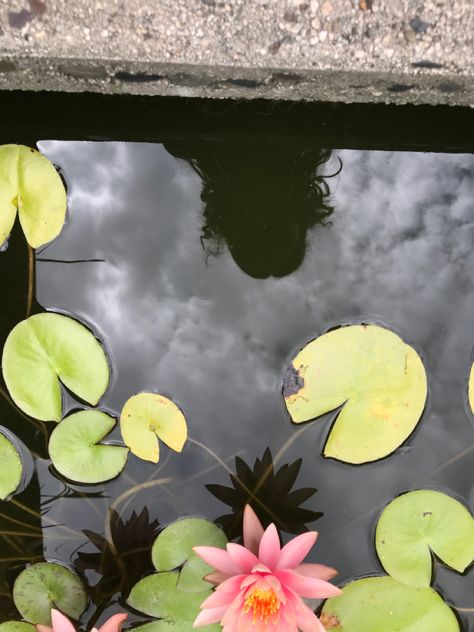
(120, 393), (187, 463)
(13, 562), (87, 624)
(127, 572), (207, 621)
(468, 363), (474, 415)
(0, 144), (67, 248)
(0, 624), (35, 632)
(49, 410), (129, 484)
(321, 576), (459, 632)
(0, 431), (23, 499)
(2, 313), (110, 421)
(375, 490), (474, 587)
(283, 324), (427, 464)
(152, 518), (227, 591)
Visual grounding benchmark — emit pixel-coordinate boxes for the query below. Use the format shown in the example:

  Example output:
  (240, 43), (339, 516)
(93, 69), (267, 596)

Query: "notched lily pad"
(2, 313), (110, 421)
(49, 410), (129, 484)
(0, 144), (67, 248)
(283, 324), (427, 464)
(152, 518), (227, 592)
(13, 561), (87, 624)
(375, 489), (474, 587)
(321, 576), (459, 632)
(0, 431), (23, 499)
(120, 393), (187, 463)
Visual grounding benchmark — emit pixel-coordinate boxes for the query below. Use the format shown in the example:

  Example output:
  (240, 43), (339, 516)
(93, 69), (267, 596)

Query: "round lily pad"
(0, 144), (67, 249)
(321, 576), (459, 632)
(127, 571), (207, 622)
(2, 312), (110, 421)
(120, 393), (187, 463)
(283, 324), (427, 464)
(152, 518), (227, 592)
(376, 489), (474, 587)
(0, 431), (23, 499)
(13, 562), (87, 624)
(0, 623), (35, 632)
(49, 410), (129, 484)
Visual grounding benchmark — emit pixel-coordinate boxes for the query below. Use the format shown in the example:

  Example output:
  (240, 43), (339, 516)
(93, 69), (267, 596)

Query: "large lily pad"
(13, 562), (87, 624)
(152, 518), (227, 592)
(49, 410), (129, 484)
(375, 490), (474, 587)
(0, 144), (67, 248)
(127, 572), (208, 622)
(321, 576), (459, 632)
(2, 313), (110, 421)
(0, 624), (35, 632)
(120, 393), (187, 463)
(283, 324), (427, 464)
(0, 431), (23, 499)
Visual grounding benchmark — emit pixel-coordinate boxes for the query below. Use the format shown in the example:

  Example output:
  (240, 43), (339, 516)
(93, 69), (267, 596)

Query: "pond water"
(0, 117), (474, 629)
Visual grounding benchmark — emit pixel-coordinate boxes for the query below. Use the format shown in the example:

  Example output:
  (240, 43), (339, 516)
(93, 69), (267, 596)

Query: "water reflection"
(0, 140), (472, 626)
(165, 140), (337, 279)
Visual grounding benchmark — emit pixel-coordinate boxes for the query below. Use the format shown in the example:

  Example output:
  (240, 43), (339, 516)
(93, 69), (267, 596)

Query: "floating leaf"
(0, 432), (22, 499)
(127, 572), (211, 625)
(152, 518), (227, 592)
(131, 622), (218, 632)
(375, 489), (474, 587)
(2, 313), (110, 421)
(0, 144), (67, 248)
(468, 363), (474, 415)
(207, 447), (322, 539)
(49, 410), (128, 484)
(283, 324), (427, 464)
(13, 561), (87, 624)
(321, 576), (459, 631)
(0, 624), (35, 632)
(120, 393), (187, 463)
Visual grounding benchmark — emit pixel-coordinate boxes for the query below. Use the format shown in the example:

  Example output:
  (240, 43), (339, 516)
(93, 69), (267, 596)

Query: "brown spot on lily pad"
(320, 612), (341, 629)
(28, 0), (47, 15)
(283, 365), (305, 399)
(8, 10), (32, 28)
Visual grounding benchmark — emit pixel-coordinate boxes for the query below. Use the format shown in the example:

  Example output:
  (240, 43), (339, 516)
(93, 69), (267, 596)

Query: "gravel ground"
(0, 0), (473, 104)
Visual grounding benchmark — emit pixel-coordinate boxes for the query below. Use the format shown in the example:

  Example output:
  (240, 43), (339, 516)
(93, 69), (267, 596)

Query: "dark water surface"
(1, 131), (474, 628)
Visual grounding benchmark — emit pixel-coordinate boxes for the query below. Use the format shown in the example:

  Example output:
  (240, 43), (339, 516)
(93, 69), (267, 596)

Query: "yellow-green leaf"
(468, 362), (474, 415)
(2, 312), (110, 422)
(120, 393), (187, 463)
(283, 324), (427, 464)
(0, 431), (23, 500)
(375, 490), (474, 587)
(0, 144), (67, 248)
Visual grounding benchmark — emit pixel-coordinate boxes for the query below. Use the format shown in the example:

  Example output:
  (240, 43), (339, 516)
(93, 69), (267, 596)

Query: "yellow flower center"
(244, 588), (281, 624)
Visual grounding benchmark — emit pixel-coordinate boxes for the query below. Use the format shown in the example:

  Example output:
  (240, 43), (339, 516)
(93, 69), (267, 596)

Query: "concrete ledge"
(1, 1), (473, 106)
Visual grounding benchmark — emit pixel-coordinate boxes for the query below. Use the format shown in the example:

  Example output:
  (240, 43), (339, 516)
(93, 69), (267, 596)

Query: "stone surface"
(0, 0), (473, 105)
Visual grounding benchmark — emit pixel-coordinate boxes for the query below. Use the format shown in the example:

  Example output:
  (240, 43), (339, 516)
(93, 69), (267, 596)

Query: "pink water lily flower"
(36, 609), (127, 632)
(193, 505), (342, 631)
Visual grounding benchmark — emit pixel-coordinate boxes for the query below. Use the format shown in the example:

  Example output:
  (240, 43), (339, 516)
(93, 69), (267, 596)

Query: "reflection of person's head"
(165, 140), (339, 279)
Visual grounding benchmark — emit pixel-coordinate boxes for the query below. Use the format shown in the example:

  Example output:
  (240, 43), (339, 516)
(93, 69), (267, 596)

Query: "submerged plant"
(36, 609), (127, 632)
(193, 504), (341, 631)
(207, 448), (322, 539)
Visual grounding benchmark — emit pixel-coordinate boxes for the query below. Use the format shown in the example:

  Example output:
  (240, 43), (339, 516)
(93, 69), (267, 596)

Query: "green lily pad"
(49, 410), (129, 484)
(321, 576), (459, 632)
(120, 392), (187, 463)
(375, 489), (474, 587)
(132, 621), (219, 632)
(2, 313), (110, 421)
(0, 144), (67, 248)
(0, 624), (35, 632)
(152, 518), (227, 592)
(13, 561), (87, 624)
(0, 431), (23, 499)
(283, 324), (427, 464)
(127, 572), (208, 622)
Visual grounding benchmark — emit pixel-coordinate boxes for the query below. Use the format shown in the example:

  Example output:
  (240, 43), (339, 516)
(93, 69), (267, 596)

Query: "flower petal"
(258, 523), (281, 570)
(201, 589), (237, 609)
(295, 563), (338, 581)
(276, 532), (318, 569)
(97, 614), (128, 632)
(243, 505), (265, 555)
(295, 601), (327, 632)
(51, 610), (76, 632)
(193, 546), (241, 576)
(277, 569), (342, 599)
(193, 605), (228, 627)
(226, 543), (260, 573)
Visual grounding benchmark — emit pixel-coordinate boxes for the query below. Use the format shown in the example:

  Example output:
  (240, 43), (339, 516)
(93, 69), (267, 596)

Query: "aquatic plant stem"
(456, 607), (474, 612)
(26, 244), (35, 318)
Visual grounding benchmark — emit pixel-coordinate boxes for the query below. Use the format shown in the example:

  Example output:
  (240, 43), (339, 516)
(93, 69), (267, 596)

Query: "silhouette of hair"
(165, 139), (340, 279)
